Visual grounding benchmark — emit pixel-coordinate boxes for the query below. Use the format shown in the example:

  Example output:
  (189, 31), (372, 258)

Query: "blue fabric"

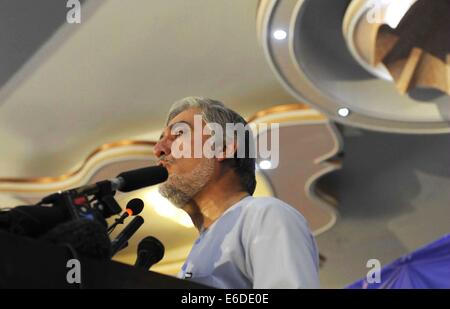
(347, 234), (450, 289)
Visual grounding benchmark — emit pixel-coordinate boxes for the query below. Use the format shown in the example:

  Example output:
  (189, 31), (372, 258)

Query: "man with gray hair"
(154, 97), (320, 288)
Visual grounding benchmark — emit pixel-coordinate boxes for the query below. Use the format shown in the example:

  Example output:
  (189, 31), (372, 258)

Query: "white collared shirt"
(178, 196), (320, 289)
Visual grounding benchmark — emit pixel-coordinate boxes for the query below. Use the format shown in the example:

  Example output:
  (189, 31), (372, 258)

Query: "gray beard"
(158, 160), (215, 208)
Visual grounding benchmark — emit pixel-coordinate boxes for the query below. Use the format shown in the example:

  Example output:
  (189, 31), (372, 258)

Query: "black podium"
(0, 230), (208, 289)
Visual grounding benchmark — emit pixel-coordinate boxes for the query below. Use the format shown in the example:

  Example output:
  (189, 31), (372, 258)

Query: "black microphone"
(40, 166), (168, 203)
(134, 236), (165, 270)
(107, 198), (144, 233)
(2, 166), (166, 238)
(1, 205), (68, 237)
(116, 165), (168, 192)
(110, 216), (144, 257)
(40, 219), (112, 260)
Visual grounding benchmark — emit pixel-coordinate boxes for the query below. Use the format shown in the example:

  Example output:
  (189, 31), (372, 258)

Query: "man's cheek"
(168, 159), (186, 174)
(171, 137), (192, 159)
(176, 159), (200, 175)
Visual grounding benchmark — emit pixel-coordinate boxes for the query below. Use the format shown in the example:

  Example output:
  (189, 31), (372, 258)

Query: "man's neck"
(184, 170), (250, 232)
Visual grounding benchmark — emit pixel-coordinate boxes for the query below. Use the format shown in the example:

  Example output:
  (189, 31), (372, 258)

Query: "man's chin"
(158, 184), (191, 209)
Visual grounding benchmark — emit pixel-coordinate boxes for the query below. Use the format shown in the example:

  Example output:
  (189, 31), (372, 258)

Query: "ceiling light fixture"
(338, 107), (350, 117)
(259, 160), (273, 170)
(273, 29), (287, 40)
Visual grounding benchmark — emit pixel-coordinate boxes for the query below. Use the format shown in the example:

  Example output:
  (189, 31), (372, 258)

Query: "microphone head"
(126, 198), (144, 216)
(111, 216), (144, 256)
(6, 205), (68, 237)
(135, 236), (165, 270)
(40, 219), (112, 260)
(117, 166), (168, 192)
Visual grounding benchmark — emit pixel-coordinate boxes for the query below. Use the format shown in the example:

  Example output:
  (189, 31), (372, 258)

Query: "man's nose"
(153, 138), (172, 158)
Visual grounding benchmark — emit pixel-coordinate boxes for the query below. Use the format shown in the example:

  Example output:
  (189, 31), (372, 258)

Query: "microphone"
(134, 236), (165, 270)
(110, 216), (144, 257)
(40, 166), (168, 203)
(2, 166), (166, 238)
(1, 204), (68, 237)
(116, 165), (168, 192)
(40, 219), (112, 260)
(107, 198), (144, 233)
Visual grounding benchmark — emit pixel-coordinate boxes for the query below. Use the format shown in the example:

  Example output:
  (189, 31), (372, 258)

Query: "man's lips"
(158, 160), (172, 169)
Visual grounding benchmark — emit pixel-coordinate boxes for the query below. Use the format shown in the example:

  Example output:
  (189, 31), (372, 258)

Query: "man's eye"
(174, 130), (184, 137)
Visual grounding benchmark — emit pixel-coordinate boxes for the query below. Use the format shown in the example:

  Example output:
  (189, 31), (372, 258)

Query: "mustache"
(158, 155), (175, 164)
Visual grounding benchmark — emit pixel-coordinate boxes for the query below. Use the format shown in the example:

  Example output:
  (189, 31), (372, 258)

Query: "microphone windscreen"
(126, 198), (144, 215)
(41, 219), (112, 260)
(135, 236), (165, 270)
(117, 166), (168, 192)
(7, 205), (68, 237)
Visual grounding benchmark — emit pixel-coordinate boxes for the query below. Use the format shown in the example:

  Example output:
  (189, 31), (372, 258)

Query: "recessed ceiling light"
(338, 107), (350, 117)
(259, 160), (272, 170)
(273, 29), (287, 40)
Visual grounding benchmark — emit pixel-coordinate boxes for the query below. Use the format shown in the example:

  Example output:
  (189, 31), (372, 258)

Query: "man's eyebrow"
(159, 121), (192, 140)
(168, 121), (192, 131)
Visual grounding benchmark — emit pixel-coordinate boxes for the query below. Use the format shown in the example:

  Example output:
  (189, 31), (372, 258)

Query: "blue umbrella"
(347, 234), (450, 289)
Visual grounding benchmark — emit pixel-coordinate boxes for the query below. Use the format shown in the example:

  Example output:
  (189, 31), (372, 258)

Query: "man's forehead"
(167, 108), (203, 127)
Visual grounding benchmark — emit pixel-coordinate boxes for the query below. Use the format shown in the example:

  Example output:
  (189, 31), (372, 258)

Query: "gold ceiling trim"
(0, 150), (154, 193)
(0, 140), (156, 185)
(247, 103), (313, 123)
(0, 104), (325, 187)
(254, 114), (327, 125)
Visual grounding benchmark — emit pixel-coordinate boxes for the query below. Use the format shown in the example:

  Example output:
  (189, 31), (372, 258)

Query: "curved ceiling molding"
(257, 0), (450, 134)
(247, 102), (314, 122)
(0, 140), (155, 194)
(253, 106), (341, 236)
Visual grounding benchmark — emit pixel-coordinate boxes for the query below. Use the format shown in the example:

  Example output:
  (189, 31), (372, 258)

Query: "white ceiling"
(0, 0), (294, 178)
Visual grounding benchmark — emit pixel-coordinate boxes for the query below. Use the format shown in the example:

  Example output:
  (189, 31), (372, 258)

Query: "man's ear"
(216, 139), (237, 162)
